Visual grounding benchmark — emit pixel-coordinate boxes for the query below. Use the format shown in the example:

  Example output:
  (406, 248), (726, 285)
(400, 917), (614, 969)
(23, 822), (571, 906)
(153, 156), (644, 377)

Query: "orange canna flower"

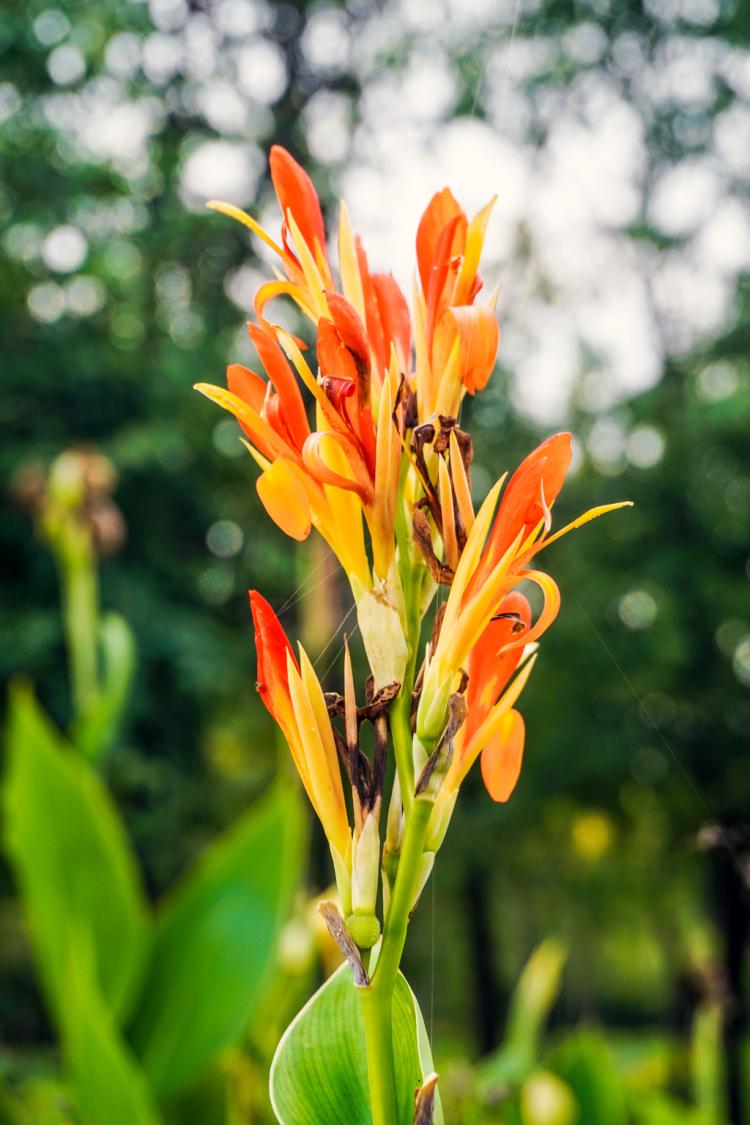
(448, 591), (534, 801)
(208, 146), (410, 389)
(413, 188), (499, 421)
(417, 435), (631, 746)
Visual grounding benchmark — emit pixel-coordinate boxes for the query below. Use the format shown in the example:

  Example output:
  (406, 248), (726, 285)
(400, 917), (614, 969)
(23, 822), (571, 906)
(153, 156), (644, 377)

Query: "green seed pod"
(345, 912), (381, 950)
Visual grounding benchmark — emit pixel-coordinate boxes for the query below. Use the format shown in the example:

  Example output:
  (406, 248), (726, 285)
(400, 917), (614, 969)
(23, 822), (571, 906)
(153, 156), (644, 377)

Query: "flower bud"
(415, 658), (452, 747)
(410, 851), (435, 913)
(425, 788), (458, 853)
(351, 812), (380, 917)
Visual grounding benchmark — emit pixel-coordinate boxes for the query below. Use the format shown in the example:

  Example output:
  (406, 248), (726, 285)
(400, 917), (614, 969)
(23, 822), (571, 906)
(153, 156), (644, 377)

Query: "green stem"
(359, 797), (434, 1124)
(390, 571), (425, 815)
(59, 526), (100, 721)
(358, 985), (399, 1125)
(375, 795), (432, 991)
(390, 688), (414, 816)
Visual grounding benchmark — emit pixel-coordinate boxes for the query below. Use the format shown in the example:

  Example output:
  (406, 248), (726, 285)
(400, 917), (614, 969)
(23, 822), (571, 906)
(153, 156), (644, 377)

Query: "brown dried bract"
(317, 901), (369, 987)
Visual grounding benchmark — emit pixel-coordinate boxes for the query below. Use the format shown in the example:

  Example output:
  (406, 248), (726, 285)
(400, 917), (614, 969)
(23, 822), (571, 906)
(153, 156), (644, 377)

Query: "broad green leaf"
(128, 783), (303, 1100)
(2, 684), (149, 1023)
(61, 923), (161, 1125)
(548, 1030), (627, 1125)
(270, 963), (443, 1125)
(72, 612), (136, 762)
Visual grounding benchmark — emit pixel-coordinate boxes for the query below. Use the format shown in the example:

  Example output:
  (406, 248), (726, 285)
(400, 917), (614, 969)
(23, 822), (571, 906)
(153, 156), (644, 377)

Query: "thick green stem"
(375, 795), (432, 991)
(359, 985), (399, 1125)
(360, 797), (434, 1123)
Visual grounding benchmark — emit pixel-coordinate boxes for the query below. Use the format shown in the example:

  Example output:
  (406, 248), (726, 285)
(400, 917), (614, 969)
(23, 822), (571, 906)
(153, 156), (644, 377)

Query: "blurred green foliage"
(2, 0), (749, 1120)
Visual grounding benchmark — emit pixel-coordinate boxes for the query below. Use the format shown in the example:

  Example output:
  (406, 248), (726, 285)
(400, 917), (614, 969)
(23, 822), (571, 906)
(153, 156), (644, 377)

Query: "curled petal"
(433, 305), (499, 396)
(480, 709), (525, 802)
(502, 570), (561, 651)
(256, 459), (313, 541)
(302, 431), (372, 503)
(254, 279), (316, 322)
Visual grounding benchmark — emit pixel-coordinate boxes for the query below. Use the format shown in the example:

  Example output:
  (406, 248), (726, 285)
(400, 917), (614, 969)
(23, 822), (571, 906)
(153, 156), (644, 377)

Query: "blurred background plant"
(1, 0), (749, 1121)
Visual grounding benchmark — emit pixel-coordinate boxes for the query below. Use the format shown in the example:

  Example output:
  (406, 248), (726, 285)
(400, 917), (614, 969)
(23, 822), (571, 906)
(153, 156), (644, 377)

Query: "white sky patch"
(179, 139), (263, 210)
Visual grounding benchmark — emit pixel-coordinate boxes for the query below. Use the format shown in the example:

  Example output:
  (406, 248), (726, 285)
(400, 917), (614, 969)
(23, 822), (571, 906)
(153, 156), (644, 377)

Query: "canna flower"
(412, 188), (500, 422)
(250, 590), (352, 903)
(196, 322), (371, 586)
(427, 592), (536, 851)
(417, 433), (631, 748)
(197, 316), (406, 687)
(207, 145), (411, 388)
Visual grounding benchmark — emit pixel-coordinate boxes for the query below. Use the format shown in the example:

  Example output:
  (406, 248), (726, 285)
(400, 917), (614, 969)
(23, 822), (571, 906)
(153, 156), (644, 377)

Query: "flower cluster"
(197, 147), (629, 945)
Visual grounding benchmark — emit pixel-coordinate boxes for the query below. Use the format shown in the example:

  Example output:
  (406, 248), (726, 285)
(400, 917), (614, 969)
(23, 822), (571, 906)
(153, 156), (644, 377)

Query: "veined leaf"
(2, 684), (149, 1024)
(128, 783), (303, 1100)
(61, 922), (161, 1125)
(270, 964), (443, 1125)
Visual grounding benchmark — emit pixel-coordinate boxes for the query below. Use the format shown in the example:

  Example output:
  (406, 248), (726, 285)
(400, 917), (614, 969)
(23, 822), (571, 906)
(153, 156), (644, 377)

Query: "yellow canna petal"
(281, 653), (318, 817)
(411, 275), (433, 419)
(454, 195), (496, 305)
(438, 457), (459, 571)
(254, 279), (317, 322)
(449, 430), (474, 536)
(439, 475), (505, 642)
(194, 382), (295, 461)
(287, 653), (350, 858)
(338, 201), (367, 326)
(535, 501), (634, 553)
(371, 367), (400, 578)
(298, 645), (347, 824)
(256, 459), (313, 541)
(446, 529), (523, 672)
(206, 200), (285, 257)
(285, 210), (329, 320)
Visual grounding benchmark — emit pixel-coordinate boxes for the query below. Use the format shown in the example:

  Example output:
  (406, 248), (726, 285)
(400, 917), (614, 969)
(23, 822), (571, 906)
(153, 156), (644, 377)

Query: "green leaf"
(270, 964), (443, 1125)
(128, 783), (303, 1100)
(72, 612), (136, 762)
(2, 684), (149, 1024)
(61, 923), (161, 1125)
